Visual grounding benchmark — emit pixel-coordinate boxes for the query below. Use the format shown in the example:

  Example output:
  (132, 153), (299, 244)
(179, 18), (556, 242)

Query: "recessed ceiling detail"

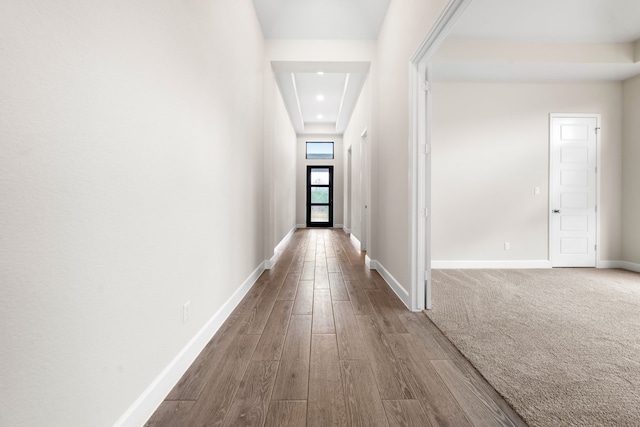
(295, 72), (346, 124)
(273, 61), (370, 135)
(253, 1), (381, 134)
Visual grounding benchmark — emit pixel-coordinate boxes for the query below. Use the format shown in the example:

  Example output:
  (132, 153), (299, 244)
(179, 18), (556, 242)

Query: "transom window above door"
(306, 142), (334, 159)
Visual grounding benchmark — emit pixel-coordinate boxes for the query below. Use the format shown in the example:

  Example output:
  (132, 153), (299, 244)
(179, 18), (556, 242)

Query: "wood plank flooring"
(146, 229), (526, 427)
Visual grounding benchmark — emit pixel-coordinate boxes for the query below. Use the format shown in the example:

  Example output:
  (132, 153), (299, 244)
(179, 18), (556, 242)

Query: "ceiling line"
(290, 73), (305, 129)
(335, 73), (351, 131)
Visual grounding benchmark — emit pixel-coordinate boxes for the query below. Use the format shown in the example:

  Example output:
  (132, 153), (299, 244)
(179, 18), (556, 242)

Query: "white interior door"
(550, 115), (598, 267)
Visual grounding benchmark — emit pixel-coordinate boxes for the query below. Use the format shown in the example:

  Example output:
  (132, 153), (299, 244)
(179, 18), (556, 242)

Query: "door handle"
(553, 209), (561, 214)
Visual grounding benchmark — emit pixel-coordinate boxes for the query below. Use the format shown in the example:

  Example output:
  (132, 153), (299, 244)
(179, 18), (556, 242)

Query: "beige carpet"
(427, 268), (640, 427)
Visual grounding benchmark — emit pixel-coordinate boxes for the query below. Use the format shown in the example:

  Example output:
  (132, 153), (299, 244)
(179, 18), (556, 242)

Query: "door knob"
(553, 209), (561, 213)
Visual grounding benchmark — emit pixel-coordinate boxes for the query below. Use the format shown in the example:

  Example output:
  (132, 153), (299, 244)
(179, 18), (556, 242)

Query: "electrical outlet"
(183, 301), (191, 323)
(504, 242), (510, 250)
(534, 186), (540, 195)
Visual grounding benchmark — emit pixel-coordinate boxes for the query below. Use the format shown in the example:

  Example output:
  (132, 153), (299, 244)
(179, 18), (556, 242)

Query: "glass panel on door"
(310, 206), (330, 223)
(310, 169), (330, 185)
(311, 187), (329, 204)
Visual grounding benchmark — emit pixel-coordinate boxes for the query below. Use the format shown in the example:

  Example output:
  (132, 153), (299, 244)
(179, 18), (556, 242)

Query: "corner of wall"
(114, 263), (265, 426)
(367, 259), (411, 310)
(265, 226), (297, 270)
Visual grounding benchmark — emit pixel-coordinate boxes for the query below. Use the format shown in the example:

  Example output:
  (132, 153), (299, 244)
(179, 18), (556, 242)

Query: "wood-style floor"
(145, 229), (526, 427)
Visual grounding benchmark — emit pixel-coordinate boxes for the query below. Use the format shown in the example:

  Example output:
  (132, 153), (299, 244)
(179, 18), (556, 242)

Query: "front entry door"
(550, 115), (598, 267)
(307, 166), (333, 227)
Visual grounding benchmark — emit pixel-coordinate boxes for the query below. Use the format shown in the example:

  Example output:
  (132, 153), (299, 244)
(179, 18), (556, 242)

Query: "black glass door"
(306, 166), (333, 227)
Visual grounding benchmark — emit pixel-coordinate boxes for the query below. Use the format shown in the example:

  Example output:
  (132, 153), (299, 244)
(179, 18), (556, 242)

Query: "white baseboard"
(343, 226), (352, 233)
(619, 261), (640, 273)
(432, 259), (640, 272)
(295, 224), (344, 229)
(265, 226), (297, 270)
(598, 260), (622, 269)
(370, 260), (411, 310)
(432, 260), (552, 269)
(600, 260), (640, 273)
(365, 255), (374, 270)
(113, 262), (266, 427)
(350, 234), (361, 251)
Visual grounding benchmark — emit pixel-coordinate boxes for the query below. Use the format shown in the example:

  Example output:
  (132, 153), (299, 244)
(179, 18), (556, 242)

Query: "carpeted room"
(428, 10), (640, 423)
(428, 268), (640, 426)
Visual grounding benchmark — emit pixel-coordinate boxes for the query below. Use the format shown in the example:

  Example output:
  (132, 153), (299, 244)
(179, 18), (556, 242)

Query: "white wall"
(296, 136), (344, 227)
(431, 81), (623, 263)
(0, 1), (267, 426)
(374, 0), (448, 287)
(343, 76), (371, 243)
(263, 67), (298, 260)
(622, 74), (640, 264)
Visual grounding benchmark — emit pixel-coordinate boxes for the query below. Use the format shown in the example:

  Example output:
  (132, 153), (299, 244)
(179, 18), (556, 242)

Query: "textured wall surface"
(622, 75), (640, 264)
(343, 76), (371, 243)
(263, 68), (297, 256)
(374, 0), (448, 286)
(432, 81), (622, 262)
(0, 1), (267, 425)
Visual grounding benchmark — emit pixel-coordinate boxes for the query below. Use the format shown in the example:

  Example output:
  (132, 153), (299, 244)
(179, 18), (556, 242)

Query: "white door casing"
(550, 115), (598, 267)
(409, 0), (473, 311)
(346, 146), (352, 233)
(360, 129), (367, 251)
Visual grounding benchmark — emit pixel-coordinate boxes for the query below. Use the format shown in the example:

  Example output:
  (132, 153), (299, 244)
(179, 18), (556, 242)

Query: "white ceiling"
(434, 0), (640, 81)
(254, 0), (640, 134)
(253, 0), (387, 135)
(448, 0), (640, 43)
(272, 61), (370, 135)
(295, 72), (346, 125)
(253, 0), (390, 40)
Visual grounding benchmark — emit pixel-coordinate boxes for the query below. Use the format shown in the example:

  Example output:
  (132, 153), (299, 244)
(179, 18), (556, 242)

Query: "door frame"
(306, 165), (334, 228)
(409, 0), (473, 311)
(548, 113), (601, 267)
(346, 146), (352, 233)
(360, 128), (368, 251)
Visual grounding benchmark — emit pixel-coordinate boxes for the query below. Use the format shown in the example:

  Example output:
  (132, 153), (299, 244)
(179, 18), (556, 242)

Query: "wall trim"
(365, 255), (374, 270)
(266, 226), (297, 269)
(600, 260), (640, 272)
(432, 260), (552, 269)
(431, 259), (640, 272)
(350, 234), (361, 251)
(371, 260), (412, 310)
(295, 224), (344, 229)
(618, 261), (640, 272)
(409, 0), (475, 311)
(597, 260), (621, 269)
(113, 262), (266, 427)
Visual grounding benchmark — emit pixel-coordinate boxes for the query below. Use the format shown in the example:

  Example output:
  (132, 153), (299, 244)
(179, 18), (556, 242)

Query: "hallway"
(145, 229), (525, 426)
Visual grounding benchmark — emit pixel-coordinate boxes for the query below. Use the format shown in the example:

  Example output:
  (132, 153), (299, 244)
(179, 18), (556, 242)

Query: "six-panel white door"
(550, 116), (597, 267)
